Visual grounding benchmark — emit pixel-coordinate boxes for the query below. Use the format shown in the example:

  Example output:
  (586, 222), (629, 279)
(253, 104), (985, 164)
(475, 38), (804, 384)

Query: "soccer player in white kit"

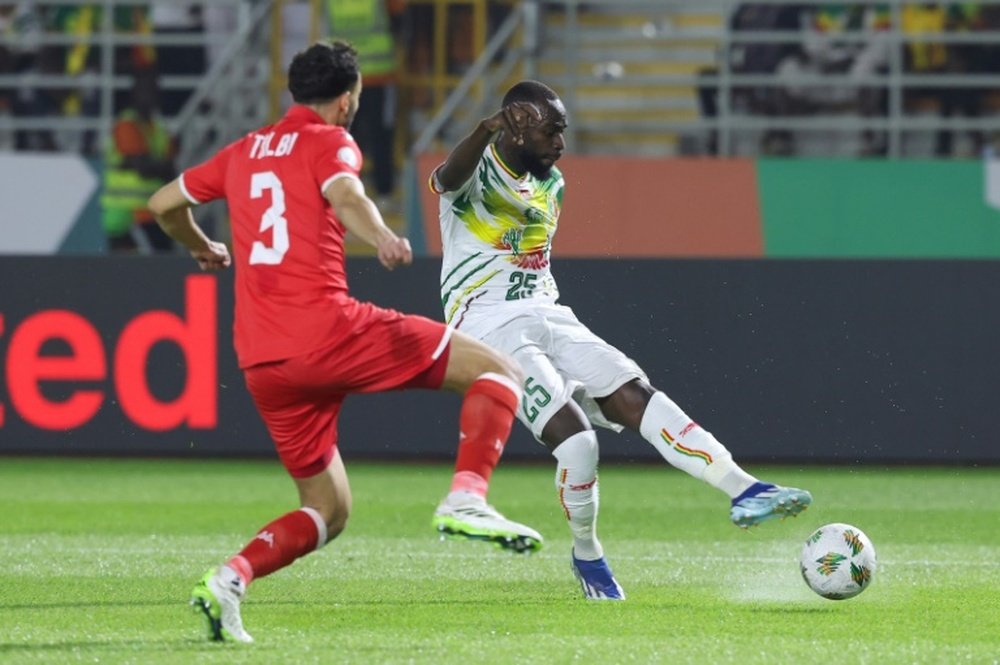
(429, 80), (812, 600)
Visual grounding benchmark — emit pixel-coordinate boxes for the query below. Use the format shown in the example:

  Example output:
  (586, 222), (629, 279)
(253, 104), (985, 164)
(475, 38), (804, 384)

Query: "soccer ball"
(799, 523), (877, 600)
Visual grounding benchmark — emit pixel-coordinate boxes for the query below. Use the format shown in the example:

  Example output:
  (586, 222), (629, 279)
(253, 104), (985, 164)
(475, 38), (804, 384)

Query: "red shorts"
(243, 304), (452, 478)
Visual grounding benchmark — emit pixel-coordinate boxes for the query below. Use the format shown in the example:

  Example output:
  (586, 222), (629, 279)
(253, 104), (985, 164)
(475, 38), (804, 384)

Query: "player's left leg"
(191, 450), (349, 643)
(190, 354), (354, 643)
(476, 322), (623, 598)
(596, 379), (811, 528)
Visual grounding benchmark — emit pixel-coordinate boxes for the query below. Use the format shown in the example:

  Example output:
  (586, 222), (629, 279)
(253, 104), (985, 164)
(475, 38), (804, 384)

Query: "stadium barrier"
(415, 154), (1000, 259)
(1, 256), (997, 464)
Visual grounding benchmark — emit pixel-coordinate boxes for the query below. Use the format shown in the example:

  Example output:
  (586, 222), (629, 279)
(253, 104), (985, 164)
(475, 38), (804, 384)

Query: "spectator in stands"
(700, 3), (804, 155)
(933, 4), (989, 156)
(901, 1), (949, 150)
(728, 4), (803, 114)
(901, 2), (948, 72)
(972, 6), (1000, 149)
(0, 2), (49, 150)
(769, 5), (889, 156)
(101, 67), (175, 253)
(40, 4), (155, 153)
(853, 6), (892, 156)
(47, 3), (100, 143)
(326, 0), (401, 206)
(0, 6), (12, 149)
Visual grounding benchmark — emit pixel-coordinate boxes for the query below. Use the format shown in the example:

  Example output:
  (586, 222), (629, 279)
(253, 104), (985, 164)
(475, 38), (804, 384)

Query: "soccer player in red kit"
(147, 41), (541, 643)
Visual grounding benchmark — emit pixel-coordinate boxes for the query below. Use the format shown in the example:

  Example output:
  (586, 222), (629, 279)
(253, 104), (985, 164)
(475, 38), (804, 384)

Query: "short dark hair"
(502, 80), (559, 107)
(288, 40), (359, 104)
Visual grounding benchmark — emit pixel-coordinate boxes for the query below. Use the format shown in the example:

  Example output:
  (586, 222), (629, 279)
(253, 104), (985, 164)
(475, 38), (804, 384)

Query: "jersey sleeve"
(313, 130), (363, 195)
(179, 144), (233, 205)
(435, 155), (483, 203)
(428, 163), (447, 195)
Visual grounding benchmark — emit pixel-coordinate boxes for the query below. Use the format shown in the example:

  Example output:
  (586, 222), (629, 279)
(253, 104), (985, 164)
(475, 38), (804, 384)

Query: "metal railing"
(0, 0), (271, 161)
(410, 0), (1000, 159)
(5, 1), (1000, 161)
(171, 1), (272, 169)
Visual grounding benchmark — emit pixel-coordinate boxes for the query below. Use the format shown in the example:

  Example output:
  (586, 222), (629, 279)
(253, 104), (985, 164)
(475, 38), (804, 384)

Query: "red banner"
(417, 154), (763, 258)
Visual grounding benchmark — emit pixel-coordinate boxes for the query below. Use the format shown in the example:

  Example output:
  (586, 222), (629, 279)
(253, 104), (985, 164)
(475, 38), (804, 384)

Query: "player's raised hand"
(191, 240), (231, 271)
(484, 101), (543, 145)
(377, 236), (412, 271)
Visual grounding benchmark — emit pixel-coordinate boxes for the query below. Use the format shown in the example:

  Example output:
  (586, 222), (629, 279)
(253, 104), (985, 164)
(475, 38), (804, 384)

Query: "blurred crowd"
(4, 1), (999, 252)
(0, 0), (515, 253)
(0, 3), (218, 153)
(713, 3), (1000, 157)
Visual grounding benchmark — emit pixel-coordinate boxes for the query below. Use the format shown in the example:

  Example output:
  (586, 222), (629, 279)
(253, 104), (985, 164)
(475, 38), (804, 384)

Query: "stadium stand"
(3, 1), (1000, 252)
(409, 0), (1000, 161)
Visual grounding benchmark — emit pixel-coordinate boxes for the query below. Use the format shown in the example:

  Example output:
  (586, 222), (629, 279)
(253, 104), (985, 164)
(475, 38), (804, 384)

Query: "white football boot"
(433, 492), (543, 553)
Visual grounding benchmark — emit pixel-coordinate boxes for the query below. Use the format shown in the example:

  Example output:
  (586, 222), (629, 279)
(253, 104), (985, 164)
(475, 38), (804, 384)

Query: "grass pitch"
(1, 458), (998, 664)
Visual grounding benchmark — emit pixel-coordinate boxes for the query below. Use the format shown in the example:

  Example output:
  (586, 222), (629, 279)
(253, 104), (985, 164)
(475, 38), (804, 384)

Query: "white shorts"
(477, 303), (647, 441)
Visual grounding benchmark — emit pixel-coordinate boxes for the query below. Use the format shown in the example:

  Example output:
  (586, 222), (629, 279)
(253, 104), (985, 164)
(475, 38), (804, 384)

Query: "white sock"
(639, 391), (757, 499)
(553, 430), (603, 561)
(445, 489), (484, 506)
(217, 564), (246, 594)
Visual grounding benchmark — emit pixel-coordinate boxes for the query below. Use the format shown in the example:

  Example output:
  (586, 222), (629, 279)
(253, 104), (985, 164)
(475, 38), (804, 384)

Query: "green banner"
(758, 159), (1000, 258)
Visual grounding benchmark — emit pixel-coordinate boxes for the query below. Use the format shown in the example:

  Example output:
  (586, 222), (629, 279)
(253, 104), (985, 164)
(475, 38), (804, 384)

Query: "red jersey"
(180, 106), (366, 368)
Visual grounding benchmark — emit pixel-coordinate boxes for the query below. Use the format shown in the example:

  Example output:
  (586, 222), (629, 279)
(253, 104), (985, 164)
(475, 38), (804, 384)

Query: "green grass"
(1, 458), (998, 664)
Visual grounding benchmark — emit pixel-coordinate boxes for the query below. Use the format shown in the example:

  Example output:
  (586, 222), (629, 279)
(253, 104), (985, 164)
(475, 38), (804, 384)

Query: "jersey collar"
(490, 143), (525, 181)
(285, 105), (328, 125)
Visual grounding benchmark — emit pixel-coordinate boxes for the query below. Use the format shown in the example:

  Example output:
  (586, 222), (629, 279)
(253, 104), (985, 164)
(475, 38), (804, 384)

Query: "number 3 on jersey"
(249, 171), (289, 265)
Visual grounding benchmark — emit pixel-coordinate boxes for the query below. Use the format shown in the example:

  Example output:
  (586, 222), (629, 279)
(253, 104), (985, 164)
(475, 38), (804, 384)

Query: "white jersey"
(434, 144), (646, 437)
(433, 143), (564, 337)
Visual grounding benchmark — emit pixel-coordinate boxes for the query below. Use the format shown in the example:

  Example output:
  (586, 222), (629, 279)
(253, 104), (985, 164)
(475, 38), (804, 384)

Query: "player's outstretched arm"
(324, 175), (412, 270)
(434, 101), (541, 192)
(148, 179), (231, 271)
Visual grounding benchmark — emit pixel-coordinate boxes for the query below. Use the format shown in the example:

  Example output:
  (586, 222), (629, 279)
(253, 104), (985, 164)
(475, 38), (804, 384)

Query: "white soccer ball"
(799, 523), (877, 600)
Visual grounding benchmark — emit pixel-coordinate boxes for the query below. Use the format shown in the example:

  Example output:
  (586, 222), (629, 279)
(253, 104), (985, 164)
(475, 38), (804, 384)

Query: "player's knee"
(470, 346), (522, 388)
(327, 512), (349, 540)
(446, 333), (522, 391)
(600, 380), (654, 428)
(542, 403), (592, 448)
(305, 495), (351, 542)
(493, 352), (523, 386)
(323, 504), (350, 541)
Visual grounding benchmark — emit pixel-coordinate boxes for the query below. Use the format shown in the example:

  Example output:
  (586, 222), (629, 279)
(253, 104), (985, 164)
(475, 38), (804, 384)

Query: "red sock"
(226, 508), (324, 585)
(450, 373), (521, 497)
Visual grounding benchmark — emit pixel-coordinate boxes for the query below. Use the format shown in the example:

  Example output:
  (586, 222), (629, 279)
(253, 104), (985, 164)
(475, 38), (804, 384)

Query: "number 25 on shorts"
(522, 377), (551, 423)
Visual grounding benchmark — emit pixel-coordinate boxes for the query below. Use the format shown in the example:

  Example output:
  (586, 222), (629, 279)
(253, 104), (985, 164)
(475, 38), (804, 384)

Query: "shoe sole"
(732, 492), (812, 529)
(433, 520), (542, 554)
(190, 592), (225, 642)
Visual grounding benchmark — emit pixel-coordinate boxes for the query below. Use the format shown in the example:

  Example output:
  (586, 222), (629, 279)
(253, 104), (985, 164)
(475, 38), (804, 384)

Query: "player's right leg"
(542, 402), (625, 601)
(491, 332), (623, 599)
(431, 330), (544, 552)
